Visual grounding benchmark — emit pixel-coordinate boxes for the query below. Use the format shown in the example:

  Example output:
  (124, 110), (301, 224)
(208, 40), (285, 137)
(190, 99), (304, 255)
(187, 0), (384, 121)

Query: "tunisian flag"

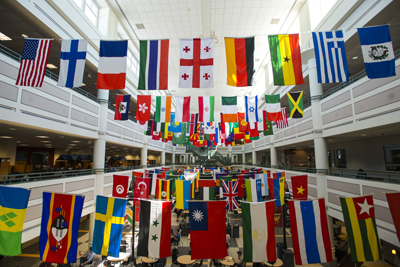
(113, 175), (129, 198)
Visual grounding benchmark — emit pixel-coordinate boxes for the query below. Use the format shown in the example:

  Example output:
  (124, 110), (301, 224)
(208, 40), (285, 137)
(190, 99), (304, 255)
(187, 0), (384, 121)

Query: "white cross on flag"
(179, 38), (214, 88)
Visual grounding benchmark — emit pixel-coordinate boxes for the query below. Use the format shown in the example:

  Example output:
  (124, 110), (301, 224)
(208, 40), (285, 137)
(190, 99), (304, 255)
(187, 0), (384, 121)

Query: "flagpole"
(282, 202), (287, 249)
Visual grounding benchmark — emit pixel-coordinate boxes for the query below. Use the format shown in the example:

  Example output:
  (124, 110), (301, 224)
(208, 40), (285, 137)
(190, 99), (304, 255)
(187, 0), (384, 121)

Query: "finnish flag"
(312, 30), (349, 83)
(57, 39), (87, 88)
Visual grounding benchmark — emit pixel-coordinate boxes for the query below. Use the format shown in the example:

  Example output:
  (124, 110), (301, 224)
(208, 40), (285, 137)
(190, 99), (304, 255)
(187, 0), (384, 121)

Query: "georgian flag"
(179, 38), (214, 88)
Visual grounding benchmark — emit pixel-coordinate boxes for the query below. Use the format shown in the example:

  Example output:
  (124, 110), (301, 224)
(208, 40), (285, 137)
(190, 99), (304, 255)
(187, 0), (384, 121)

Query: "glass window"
(84, 0), (99, 26)
(74, 0), (83, 8)
(384, 144), (400, 171)
(333, 149), (346, 168)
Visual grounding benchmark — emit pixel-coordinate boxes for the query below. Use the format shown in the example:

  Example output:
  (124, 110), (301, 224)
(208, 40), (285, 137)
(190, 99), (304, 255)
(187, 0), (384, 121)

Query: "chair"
(193, 259), (203, 267)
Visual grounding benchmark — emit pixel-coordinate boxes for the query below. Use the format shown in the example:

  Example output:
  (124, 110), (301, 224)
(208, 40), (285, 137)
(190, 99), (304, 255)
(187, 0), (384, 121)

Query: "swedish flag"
(93, 196), (126, 257)
(0, 186), (31, 256)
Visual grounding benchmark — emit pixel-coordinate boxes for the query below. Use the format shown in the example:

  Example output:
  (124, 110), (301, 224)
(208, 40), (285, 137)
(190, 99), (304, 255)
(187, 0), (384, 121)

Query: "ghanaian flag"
(225, 37), (254, 87)
(340, 195), (381, 262)
(268, 34), (304, 86)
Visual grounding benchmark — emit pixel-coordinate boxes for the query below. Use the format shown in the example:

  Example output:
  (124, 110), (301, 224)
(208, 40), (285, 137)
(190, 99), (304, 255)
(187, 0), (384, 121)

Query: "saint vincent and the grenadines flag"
(0, 186), (31, 257)
(225, 37), (254, 87)
(268, 34), (304, 86)
(39, 192), (85, 264)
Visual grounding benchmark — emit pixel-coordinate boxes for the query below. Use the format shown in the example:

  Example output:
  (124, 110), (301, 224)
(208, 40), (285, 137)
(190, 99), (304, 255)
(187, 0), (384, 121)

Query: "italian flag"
(155, 96), (171, 122)
(221, 96), (238, 122)
(175, 96), (191, 122)
(265, 94), (282, 121)
(242, 201), (276, 262)
(137, 200), (172, 258)
(199, 96), (215, 122)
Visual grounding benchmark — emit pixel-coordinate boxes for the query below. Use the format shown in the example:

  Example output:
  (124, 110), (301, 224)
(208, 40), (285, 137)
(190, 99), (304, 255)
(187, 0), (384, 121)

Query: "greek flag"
(312, 31), (349, 83)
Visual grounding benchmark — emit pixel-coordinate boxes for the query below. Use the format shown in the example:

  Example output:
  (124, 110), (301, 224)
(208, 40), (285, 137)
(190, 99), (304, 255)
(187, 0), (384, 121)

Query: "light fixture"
(393, 249), (397, 255)
(36, 136), (49, 138)
(19, 144), (29, 146)
(361, 134), (367, 137)
(9, 128), (16, 130)
(328, 139), (333, 141)
(0, 32), (12, 41)
(60, 136), (65, 138)
(16, 141), (21, 143)
(71, 141), (81, 143)
(46, 64), (57, 69)
(82, 83), (86, 86)
(68, 144), (77, 146)
(0, 136), (13, 138)
(40, 140), (52, 143)
(352, 56), (358, 60)
(21, 34), (28, 38)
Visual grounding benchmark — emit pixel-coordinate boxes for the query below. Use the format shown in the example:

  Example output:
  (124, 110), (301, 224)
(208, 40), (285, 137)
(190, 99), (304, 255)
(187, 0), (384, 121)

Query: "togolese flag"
(225, 37), (254, 87)
(0, 186), (31, 256)
(268, 34), (304, 86)
(340, 195), (381, 262)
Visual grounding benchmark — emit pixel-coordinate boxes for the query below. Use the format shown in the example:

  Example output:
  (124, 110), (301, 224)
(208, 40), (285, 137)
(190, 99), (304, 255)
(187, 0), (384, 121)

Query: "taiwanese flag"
(238, 112), (250, 132)
(112, 175), (129, 198)
(114, 94), (130, 120)
(189, 201), (226, 259)
(136, 95), (152, 121)
(291, 175), (308, 200)
(133, 177), (151, 199)
(39, 192), (85, 264)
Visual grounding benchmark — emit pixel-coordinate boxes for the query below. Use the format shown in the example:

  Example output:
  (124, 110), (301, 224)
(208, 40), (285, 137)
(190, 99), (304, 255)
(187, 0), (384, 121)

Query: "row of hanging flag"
(14, 25), (395, 90)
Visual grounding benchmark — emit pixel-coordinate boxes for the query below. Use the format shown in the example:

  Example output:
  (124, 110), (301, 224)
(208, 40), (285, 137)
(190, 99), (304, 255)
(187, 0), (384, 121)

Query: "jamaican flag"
(287, 91), (303, 118)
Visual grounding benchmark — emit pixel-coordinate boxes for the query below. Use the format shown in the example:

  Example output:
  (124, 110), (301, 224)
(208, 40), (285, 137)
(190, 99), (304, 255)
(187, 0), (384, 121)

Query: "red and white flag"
(276, 108), (288, 128)
(137, 95), (151, 121)
(16, 38), (52, 87)
(134, 177), (150, 199)
(386, 192), (400, 242)
(175, 96), (191, 122)
(112, 175), (129, 198)
(291, 175), (308, 200)
(179, 38), (214, 88)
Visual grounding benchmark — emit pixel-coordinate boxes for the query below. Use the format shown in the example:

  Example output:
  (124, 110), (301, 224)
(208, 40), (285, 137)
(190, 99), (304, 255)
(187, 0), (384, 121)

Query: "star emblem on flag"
(151, 234), (158, 241)
(192, 210), (204, 222)
(357, 199), (373, 215)
(297, 186), (305, 195)
(284, 57), (290, 62)
(249, 107), (255, 112)
(139, 103), (148, 113)
(152, 220), (159, 227)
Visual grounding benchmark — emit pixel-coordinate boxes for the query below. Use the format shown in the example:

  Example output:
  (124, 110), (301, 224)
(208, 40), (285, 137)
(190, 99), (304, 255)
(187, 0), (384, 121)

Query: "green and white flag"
(199, 96), (215, 122)
(221, 96), (238, 122)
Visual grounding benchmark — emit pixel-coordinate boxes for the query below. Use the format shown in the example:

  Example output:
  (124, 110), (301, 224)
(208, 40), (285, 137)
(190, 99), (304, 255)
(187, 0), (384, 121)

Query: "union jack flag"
(222, 180), (239, 210)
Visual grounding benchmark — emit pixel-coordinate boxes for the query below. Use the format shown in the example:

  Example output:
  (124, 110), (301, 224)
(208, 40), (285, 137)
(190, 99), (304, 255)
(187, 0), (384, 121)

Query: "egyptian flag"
(114, 95), (130, 120)
(155, 179), (171, 200)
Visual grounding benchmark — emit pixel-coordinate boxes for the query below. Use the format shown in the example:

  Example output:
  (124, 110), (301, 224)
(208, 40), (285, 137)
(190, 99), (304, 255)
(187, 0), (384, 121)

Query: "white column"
(252, 151), (257, 166)
(172, 153), (176, 164)
(88, 212), (96, 246)
(141, 145), (148, 167)
(161, 150), (165, 165)
(186, 153), (190, 164)
(242, 153), (245, 164)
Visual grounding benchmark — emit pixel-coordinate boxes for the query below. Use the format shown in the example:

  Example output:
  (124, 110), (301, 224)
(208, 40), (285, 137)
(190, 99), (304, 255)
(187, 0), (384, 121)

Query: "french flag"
(97, 40), (128, 90)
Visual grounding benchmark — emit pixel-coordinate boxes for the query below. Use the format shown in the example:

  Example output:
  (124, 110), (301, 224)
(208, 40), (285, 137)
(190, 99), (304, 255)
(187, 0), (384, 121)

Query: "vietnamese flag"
(291, 175), (308, 200)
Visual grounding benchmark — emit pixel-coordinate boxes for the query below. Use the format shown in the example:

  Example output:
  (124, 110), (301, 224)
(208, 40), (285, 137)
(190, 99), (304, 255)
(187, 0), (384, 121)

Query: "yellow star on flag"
(297, 185), (305, 195)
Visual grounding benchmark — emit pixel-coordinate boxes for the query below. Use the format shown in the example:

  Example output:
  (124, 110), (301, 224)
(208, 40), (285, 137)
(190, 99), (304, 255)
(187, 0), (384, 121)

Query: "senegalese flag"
(225, 37), (255, 87)
(340, 195), (381, 262)
(0, 186), (31, 256)
(155, 179), (171, 200)
(268, 34), (304, 86)
(287, 91), (303, 118)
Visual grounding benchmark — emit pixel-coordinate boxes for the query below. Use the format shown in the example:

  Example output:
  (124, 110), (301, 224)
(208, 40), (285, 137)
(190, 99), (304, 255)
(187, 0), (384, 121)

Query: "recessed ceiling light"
(9, 128), (16, 130)
(352, 56), (358, 60)
(19, 144), (29, 146)
(16, 141), (21, 143)
(111, 146), (117, 148)
(82, 83), (86, 86)
(0, 136), (13, 138)
(21, 34), (28, 38)
(36, 136), (49, 138)
(68, 144), (77, 146)
(0, 32), (12, 41)
(60, 136), (65, 138)
(46, 64), (57, 69)
(40, 140), (52, 143)
(45, 144), (53, 147)
(328, 139), (333, 141)
(270, 19), (280, 24)
(361, 134), (367, 136)
(71, 141), (81, 143)
(136, 23), (145, 29)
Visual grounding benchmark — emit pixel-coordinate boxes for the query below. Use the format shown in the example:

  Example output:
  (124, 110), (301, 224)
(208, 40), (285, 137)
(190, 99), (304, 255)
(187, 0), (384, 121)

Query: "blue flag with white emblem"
(358, 25), (396, 79)
(312, 30), (349, 83)
(57, 40), (88, 88)
(168, 112), (182, 133)
(245, 96), (259, 122)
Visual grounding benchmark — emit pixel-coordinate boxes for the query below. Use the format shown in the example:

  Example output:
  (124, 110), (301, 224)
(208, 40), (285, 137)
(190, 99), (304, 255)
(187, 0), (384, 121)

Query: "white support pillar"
(141, 145), (148, 167)
(88, 212), (96, 246)
(242, 153), (245, 164)
(252, 151), (257, 166)
(172, 153), (176, 164)
(161, 150), (165, 166)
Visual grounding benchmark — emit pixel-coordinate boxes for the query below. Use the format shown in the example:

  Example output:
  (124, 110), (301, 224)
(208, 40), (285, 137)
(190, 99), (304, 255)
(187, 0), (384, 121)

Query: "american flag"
(16, 39), (52, 87)
(222, 180), (239, 210)
(276, 108), (288, 129)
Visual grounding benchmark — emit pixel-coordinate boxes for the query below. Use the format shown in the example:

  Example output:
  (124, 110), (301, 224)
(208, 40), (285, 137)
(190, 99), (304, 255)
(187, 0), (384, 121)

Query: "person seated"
(233, 251), (246, 267)
(79, 246), (95, 266)
(154, 258), (166, 267)
(171, 229), (181, 245)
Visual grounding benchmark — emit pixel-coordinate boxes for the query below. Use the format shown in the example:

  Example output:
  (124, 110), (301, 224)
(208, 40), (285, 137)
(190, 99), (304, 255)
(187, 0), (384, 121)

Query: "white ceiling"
(115, 0), (298, 115)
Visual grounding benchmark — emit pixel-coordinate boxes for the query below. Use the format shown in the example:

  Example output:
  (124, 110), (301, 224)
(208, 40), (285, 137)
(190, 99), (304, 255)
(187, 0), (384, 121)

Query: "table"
(183, 210), (189, 214)
(264, 259), (283, 267)
(177, 255), (196, 267)
(141, 257), (158, 264)
(107, 251), (132, 262)
(221, 256), (236, 266)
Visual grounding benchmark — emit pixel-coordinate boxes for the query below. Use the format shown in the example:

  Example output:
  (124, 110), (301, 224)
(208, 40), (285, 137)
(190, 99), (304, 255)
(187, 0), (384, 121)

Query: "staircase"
(186, 146), (231, 167)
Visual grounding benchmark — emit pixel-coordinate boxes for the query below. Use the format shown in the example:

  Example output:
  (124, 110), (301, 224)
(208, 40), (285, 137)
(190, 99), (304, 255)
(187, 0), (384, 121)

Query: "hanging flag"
(114, 94), (130, 121)
(287, 92), (303, 118)
(249, 122), (259, 140)
(238, 112), (250, 132)
(39, 192), (85, 264)
(144, 120), (154, 136)
(263, 113), (273, 136)
(198, 96), (215, 122)
(138, 39), (169, 90)
(242, 200), (276, 263)
(155, 179), (171, 200)
(57, 39), (87, 88)
(268, 34), (304, 86)
(265, 94), (282, 121)
(150, 173), (158, 196)
(168, 112), (182, 133)
(245, 96), (259, 122)
(222, 96), (238, 122)
(137, 200), (172, 258)
(288, 199), (332, 265)
(179, 38), (214, 88)
(172, 123), (187, 145)
(224, 37), (254, 87)
(175, 96), (191, 122)
(198, 179), (215, 201)
(155, 96), (171, 122)
(137, 120), (148, 133)
(97, 40), (128, 89)
(358, 25), (395, 79)
(133, 177), (150, 199)
(312, 30), (349, 83)
(274, 178), (285, 206)
(175, 180), (191, 209)
(0, 186), (31, 256)
(291, 175), (307, 200)
(93, 196), (126, 257)
(112, 175), (129, 198)
(221, 180), (239, 210)
(245, 179), (262, 202)
(189, 201), (226, 259)
(124, 201), (133, 225)
(257, 173), (269, 196)
(276, 108), (288, 129)
(15, 38), (52, 87)
(340, 195), (381, 262)
(137, 95), (151, 122)
(386, 192), (400, 242)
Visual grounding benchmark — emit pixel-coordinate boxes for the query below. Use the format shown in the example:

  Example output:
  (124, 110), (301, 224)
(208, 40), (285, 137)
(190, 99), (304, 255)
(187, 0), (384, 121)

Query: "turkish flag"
(136, 95), (151, 121)
(133, 177), (150, 199)
(112, 175), (129, 198)
(386, 192), (400, 242)
(238, 112), (250, 132)
(291, 175), (308, 200)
